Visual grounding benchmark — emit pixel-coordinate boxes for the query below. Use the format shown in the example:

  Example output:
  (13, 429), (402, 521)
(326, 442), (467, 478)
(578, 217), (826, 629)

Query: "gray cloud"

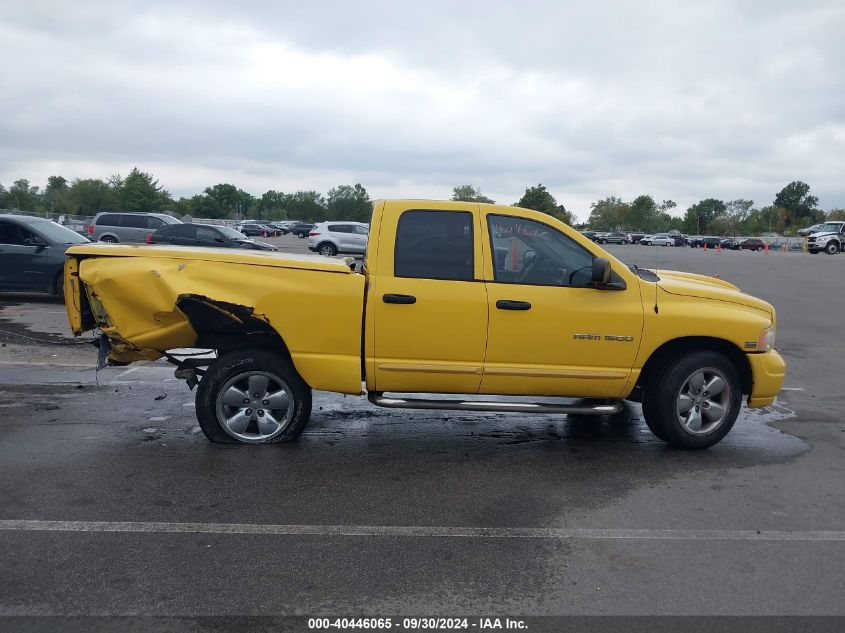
(1, 0), (843, 219)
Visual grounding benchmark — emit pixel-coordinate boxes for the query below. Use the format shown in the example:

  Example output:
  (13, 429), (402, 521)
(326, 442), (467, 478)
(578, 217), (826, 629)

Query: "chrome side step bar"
(367, 393), (622, 415)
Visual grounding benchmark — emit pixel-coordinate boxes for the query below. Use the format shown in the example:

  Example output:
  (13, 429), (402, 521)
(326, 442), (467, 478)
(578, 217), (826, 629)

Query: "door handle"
(383, 294), (416, 304)
(496, 300), (531, 311)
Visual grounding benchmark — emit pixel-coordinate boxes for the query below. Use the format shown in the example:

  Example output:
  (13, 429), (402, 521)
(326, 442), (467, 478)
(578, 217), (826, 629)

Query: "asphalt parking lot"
(1, 239), (844, 629)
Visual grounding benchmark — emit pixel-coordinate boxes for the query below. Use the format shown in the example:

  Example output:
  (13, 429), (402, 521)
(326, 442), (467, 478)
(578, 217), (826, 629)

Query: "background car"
(641, 234), (674, 246)
(798, 223), (824, 237)
(237, 223), (274, 237)
(90, 212), (180, 243)
(671, 234), (688, 246)
(579, 230), (598, 241)
(720, 238), (738, 250)
(737, 238), (766, 251)
(596, 231), (629, 244)
(688, 236), (720, 248)
(308, 221), (369, 256)
(0, 214), (90, 297)
(627, 232), (645, 244)
(150, 223), (277, 251)
(264, 222), (289, 235)
(291, 222), (316, 238)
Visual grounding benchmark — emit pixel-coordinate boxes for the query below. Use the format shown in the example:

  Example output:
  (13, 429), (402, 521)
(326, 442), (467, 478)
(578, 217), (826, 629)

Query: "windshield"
(816, 223), (843, 233)
(217, 226), (248, 239)
(30, 220), (89, 244)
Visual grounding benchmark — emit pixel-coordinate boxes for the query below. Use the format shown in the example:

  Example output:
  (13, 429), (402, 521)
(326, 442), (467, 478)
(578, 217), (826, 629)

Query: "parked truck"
(63, 200), (785, 449)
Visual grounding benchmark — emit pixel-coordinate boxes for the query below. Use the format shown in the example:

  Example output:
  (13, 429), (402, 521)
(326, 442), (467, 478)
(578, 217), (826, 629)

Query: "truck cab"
(807, 221), (845, 254)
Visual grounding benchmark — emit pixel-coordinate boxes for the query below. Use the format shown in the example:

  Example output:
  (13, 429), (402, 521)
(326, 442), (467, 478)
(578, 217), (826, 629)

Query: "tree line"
(587, 182), (844, 236)
(1, 169), (841, 235)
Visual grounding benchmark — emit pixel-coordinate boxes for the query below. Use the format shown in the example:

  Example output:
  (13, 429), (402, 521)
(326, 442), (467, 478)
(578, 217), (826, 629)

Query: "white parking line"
(0, 520), (843, 542)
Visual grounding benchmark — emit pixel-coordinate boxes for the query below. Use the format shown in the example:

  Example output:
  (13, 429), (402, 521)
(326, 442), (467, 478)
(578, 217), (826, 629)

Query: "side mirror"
(591, 257), (611, 285)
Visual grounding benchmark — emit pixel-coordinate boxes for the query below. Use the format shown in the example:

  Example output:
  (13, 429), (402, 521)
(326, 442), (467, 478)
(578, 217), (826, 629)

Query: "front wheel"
(826, 242), (840, 255)
(100, 236), (118, 243)
(641, 350), (742, 449)
(196, 349), (312, 444)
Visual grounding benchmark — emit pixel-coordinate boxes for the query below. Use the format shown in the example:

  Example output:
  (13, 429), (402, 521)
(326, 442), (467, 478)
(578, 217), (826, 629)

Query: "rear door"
(119, 214), (148, 242)
(196, 226), (223, 247)
(351, 224), (369, 253)
(369, 202), (488, 394)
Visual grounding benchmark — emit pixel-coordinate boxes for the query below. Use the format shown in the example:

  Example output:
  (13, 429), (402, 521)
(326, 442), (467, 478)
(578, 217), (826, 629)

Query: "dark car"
(689, 236), (722, 248)
(238, 223), (271, 237)
(151, 223), (277, 251)
(596, 231), (630, 244)
(720, 238), (738, 250)
(265, 222), (290, 235)
(627, 232), (645, 244)
(671, 234), (687, 247)
(0, 214), (90, 297)
(291, 222), (316, 238)
(737, 238), (766, 251)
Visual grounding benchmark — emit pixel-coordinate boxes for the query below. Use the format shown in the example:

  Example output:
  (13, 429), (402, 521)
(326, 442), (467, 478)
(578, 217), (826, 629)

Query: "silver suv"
(90, 212), (180, 243)
(307, 221), (369, 256)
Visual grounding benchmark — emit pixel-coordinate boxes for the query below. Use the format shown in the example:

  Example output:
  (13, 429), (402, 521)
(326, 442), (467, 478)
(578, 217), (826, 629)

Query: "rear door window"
(394, 210), (474, 281)
(120, 215), (147, 229)
(97, 214), (120, 227)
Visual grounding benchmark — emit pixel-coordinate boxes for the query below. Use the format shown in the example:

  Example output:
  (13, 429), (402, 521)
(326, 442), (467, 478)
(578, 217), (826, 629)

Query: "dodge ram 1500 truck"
(63, 199), (786, 449)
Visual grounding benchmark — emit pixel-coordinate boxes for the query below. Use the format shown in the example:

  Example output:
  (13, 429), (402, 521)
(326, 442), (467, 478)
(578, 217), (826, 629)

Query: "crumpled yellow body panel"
(71, 250), (365, 395)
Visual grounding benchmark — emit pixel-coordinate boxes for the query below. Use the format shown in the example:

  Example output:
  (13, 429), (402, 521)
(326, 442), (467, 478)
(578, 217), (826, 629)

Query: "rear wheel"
(196, 349), (312, 444)
(641, 350), (742, 449)
(100, 236), (118, 243)
(318, 242), (338, 257)
(54, 273), (64, 300)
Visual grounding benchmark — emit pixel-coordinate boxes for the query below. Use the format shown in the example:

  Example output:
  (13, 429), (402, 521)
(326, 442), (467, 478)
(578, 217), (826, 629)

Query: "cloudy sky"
(1, 1), (843, 220)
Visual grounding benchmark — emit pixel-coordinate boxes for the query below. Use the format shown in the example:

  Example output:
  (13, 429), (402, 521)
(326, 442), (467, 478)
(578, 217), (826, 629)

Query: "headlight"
(756, 326), (776, 352)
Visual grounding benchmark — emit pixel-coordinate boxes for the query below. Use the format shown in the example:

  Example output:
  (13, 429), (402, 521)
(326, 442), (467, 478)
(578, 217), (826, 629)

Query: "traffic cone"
(764, 243), (769, 255)
(703, 242), (707, 252)
(717, 242), (721, 253)
(263, 229), (268, 238)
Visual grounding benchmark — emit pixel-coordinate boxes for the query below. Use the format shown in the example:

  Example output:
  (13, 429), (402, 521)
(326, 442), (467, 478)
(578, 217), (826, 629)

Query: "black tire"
(195, 349), (312, 444)
(641, 350), (742, 449)
(317, 242), (337, 257)
(54, 272), (65, 299)
(826, 241), (840, 255)
(621, 239), (629, 245)
(297, 231), (307, 238)
(101, 236), (118, 243)
(599, 239), (607, 244)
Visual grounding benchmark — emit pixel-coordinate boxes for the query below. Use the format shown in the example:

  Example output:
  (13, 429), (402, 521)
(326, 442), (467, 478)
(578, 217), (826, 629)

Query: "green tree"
(587, 196), (629, 231)
(685, 198), (726, 234)
(826, 209), (845, 221)
(196, 183), (254, 219)
(327, 184), (372, 221)
(117, 167), (169, 212)
(286, 190), (327, 222)
(6, 179), (40, 211)
(514, 184), (572, 223)
(68, 178), (117, 214)
(43, 175), (72, 214)
(628, 195), (658, 231)
(451, 185), (495, 203)
(254, 190), (289, 220)
(774, 181), (819, 228)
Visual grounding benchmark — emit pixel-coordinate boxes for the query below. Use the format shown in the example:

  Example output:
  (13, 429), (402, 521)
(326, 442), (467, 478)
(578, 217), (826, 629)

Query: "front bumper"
(746, 349), (787, 408)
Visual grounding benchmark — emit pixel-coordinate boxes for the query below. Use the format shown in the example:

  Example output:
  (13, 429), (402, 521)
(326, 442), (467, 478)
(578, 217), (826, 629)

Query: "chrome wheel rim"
(215, 371), (294, 442)
(319, 245), (334, 256)
(676, 367), (732, 435)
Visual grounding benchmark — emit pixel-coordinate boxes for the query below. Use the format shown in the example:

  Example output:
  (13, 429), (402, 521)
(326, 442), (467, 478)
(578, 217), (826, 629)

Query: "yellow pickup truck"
(64, 200), (785, 449)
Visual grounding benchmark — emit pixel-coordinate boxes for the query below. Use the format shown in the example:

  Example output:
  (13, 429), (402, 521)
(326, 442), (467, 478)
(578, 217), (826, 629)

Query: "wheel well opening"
(176, 295), (292, 361)
(637, 337), (753, 395)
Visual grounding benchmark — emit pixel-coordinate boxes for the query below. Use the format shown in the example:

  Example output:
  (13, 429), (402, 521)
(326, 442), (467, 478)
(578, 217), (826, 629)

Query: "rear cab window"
(394, 210), (475, 281)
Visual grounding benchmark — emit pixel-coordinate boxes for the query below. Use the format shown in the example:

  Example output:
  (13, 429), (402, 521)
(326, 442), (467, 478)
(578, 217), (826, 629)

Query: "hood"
(654, 270), (774, 317)
(810, 230), (839, 238)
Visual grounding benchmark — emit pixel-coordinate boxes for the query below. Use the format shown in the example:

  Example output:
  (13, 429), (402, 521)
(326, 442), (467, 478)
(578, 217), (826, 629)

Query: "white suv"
(307, 221), (369, 257)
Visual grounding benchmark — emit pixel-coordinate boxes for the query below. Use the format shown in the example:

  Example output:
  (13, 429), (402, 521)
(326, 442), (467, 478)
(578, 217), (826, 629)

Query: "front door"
(480, 209), (643, 398)
(369, 203), (488, 394)
(0, 220), (49, 292)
